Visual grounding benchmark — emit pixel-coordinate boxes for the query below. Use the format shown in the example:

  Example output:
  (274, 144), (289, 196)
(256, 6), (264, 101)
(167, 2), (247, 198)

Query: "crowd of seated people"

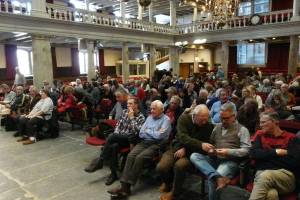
(1, 69), (300, 200)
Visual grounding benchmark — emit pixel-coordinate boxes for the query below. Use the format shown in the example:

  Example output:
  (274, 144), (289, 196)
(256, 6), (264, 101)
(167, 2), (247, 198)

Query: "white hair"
(192, 104), (209, 116)
(151, 100), (164, 111)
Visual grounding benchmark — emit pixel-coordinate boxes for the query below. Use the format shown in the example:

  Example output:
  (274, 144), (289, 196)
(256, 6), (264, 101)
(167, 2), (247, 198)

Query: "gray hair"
(199, 89), (208, 97)
(114, 88), (129, 96)
(170, 95), (182, 106)
(192, 104), (209, 116)
(151, 100), (164, 111)
(260, 112), (280, 122)
(29, 85), (38, 93)
(220, 102), (237, 116)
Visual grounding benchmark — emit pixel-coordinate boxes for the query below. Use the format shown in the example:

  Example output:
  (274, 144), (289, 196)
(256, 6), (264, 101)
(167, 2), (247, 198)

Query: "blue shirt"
(210, 101), (236, 124)
(139, 114), (172, 141)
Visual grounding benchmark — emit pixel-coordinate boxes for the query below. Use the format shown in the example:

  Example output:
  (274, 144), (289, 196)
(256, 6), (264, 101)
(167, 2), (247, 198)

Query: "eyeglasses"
(260, 119), (272, 125)
(220, 115), (234, 120)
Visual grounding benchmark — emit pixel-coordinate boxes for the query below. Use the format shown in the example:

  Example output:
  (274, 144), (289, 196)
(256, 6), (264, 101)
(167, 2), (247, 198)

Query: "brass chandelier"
(181, 0), (240, 24)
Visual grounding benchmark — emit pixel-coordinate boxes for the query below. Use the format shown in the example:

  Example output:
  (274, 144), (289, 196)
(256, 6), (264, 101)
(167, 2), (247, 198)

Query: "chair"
(279, 120), (300, 134)
(94, 98), (113, 123)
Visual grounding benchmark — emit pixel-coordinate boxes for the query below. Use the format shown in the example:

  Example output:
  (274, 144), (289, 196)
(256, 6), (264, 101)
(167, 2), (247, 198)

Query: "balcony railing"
(0, 0), (30, 15)
(0, 0), (296, 36)
(45, 3), (175, 34)
(177, 9), (293, 34)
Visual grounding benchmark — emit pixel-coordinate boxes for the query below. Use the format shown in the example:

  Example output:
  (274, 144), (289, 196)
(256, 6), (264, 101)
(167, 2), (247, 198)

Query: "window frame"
(238, 0), (270, 17)
(237, 42), (267, 67)
(16, 47), (33, 77)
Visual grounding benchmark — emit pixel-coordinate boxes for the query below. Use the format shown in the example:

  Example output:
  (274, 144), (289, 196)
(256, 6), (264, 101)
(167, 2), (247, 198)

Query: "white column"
(32, 35), (53, 90)
(149, 2), (153, 22)
(291, 0), (300, 21)
(137, 0), (143, 20)
(87, 40), (96, 82)
(149, 44), (156, 77)
(288, 35), (299, 76)
(193, 7), (198, 22)
(169, 46), (179, 76)
(194, 49), (199, 73)
(120, 0), (126, 24)
(122, 42), (129, 83)
(85, 0), (89, 10)
(221, 41), (229, 79)
(31, 0), (47, 18)
(170, 0), (177, 26)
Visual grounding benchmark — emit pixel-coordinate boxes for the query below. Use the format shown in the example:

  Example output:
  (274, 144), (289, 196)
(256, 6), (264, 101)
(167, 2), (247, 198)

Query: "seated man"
(84, 97), (145, 186)
(5, 86), (30, 131)
(190, 102), (251, 200)
(108, 100), (172, 198)
(249, 112), (300, 200)
(157, 104), (214, 200)
(210, 89), (236, 124)
(17, 89), (54, 145)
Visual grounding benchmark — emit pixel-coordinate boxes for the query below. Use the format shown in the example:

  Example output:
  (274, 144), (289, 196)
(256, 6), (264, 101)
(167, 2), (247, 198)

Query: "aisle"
(0, 123), (160, 200)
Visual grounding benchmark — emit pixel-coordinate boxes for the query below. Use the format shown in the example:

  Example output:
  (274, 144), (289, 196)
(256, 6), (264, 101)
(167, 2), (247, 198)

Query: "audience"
(249, 112), (300, 200)
(1, 68), (300, 199)
(156, 104), (214, 200)
(84, 97), (145, 185)
(16, 89), (54, 145)
(190, 102), (251, 200)
(108, 100), (171, 198)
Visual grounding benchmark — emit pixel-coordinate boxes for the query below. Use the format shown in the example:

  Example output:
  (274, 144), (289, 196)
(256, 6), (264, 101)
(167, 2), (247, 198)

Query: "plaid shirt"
(114, 109), (145, 137)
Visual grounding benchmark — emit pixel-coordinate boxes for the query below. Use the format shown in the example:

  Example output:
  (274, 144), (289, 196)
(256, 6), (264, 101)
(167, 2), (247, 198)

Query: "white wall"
(179, 49), (212, 65)
(214, 47), (223, 65)
(0, 45), (6, 69)
(177, 14), (193, 25)
(56, 47), (72, 67)
(104, 49), (122, 66)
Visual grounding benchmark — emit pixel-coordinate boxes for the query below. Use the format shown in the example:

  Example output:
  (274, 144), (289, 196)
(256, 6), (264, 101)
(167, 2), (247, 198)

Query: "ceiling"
(82, 0), (200, 17)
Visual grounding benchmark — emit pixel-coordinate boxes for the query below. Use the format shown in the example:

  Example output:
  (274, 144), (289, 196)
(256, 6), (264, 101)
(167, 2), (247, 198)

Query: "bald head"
(192, 104), (210, 126)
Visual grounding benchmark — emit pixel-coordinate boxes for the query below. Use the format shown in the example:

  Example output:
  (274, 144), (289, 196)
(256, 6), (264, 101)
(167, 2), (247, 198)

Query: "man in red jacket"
(249, 112), (300, 200)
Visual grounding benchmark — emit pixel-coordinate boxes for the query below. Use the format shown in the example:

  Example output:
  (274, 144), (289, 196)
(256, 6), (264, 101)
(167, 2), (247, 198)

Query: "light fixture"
(175, 41), (183, 46)
(181, 0), (239, 24)
(182, 41), (188, 45)
(193, 38), (207, 44)
(272, 37), (276, 40)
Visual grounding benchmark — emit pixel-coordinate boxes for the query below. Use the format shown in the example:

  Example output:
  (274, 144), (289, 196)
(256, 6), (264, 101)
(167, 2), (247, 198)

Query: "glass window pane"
(79, 51), (87, 74)
(238, 2), (251, 16)
(17, 49), (31, 76)
(254, 0), (269, 13)
(129, 64), (137, 75)
(237, 43), (265, 65)
(139, 64), (146, 75)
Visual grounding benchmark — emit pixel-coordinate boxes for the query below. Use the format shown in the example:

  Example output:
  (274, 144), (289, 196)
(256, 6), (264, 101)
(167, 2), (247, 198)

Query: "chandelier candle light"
(183, 0), (239, 26)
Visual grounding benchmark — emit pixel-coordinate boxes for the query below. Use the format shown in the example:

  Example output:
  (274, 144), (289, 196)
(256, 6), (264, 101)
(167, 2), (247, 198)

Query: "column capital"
(31, 34), (52, 40)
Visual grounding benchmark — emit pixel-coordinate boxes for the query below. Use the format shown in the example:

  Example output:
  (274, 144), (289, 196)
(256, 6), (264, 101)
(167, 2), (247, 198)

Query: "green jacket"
(174, 113), (214, 155)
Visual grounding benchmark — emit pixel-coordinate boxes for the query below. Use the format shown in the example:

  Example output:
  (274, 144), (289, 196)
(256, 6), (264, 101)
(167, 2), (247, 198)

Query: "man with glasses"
(249, 112), (300, 200)
(190, 102), (251, 200)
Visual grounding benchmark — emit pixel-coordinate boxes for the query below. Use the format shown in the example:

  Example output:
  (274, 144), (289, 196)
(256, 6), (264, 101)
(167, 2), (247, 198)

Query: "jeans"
(190, 153), (239, 200)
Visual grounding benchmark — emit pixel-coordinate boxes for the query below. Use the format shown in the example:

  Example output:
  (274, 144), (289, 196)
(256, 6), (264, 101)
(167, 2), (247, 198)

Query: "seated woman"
(84, 97), (145, 186)
(237, 98), (259, 135)
(57, 86), (76, 114)
(5, 86), (30, 131)
(16, 89), (54, 145)
(164, 95), (183, 136)
(265, 89), (293, 119)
